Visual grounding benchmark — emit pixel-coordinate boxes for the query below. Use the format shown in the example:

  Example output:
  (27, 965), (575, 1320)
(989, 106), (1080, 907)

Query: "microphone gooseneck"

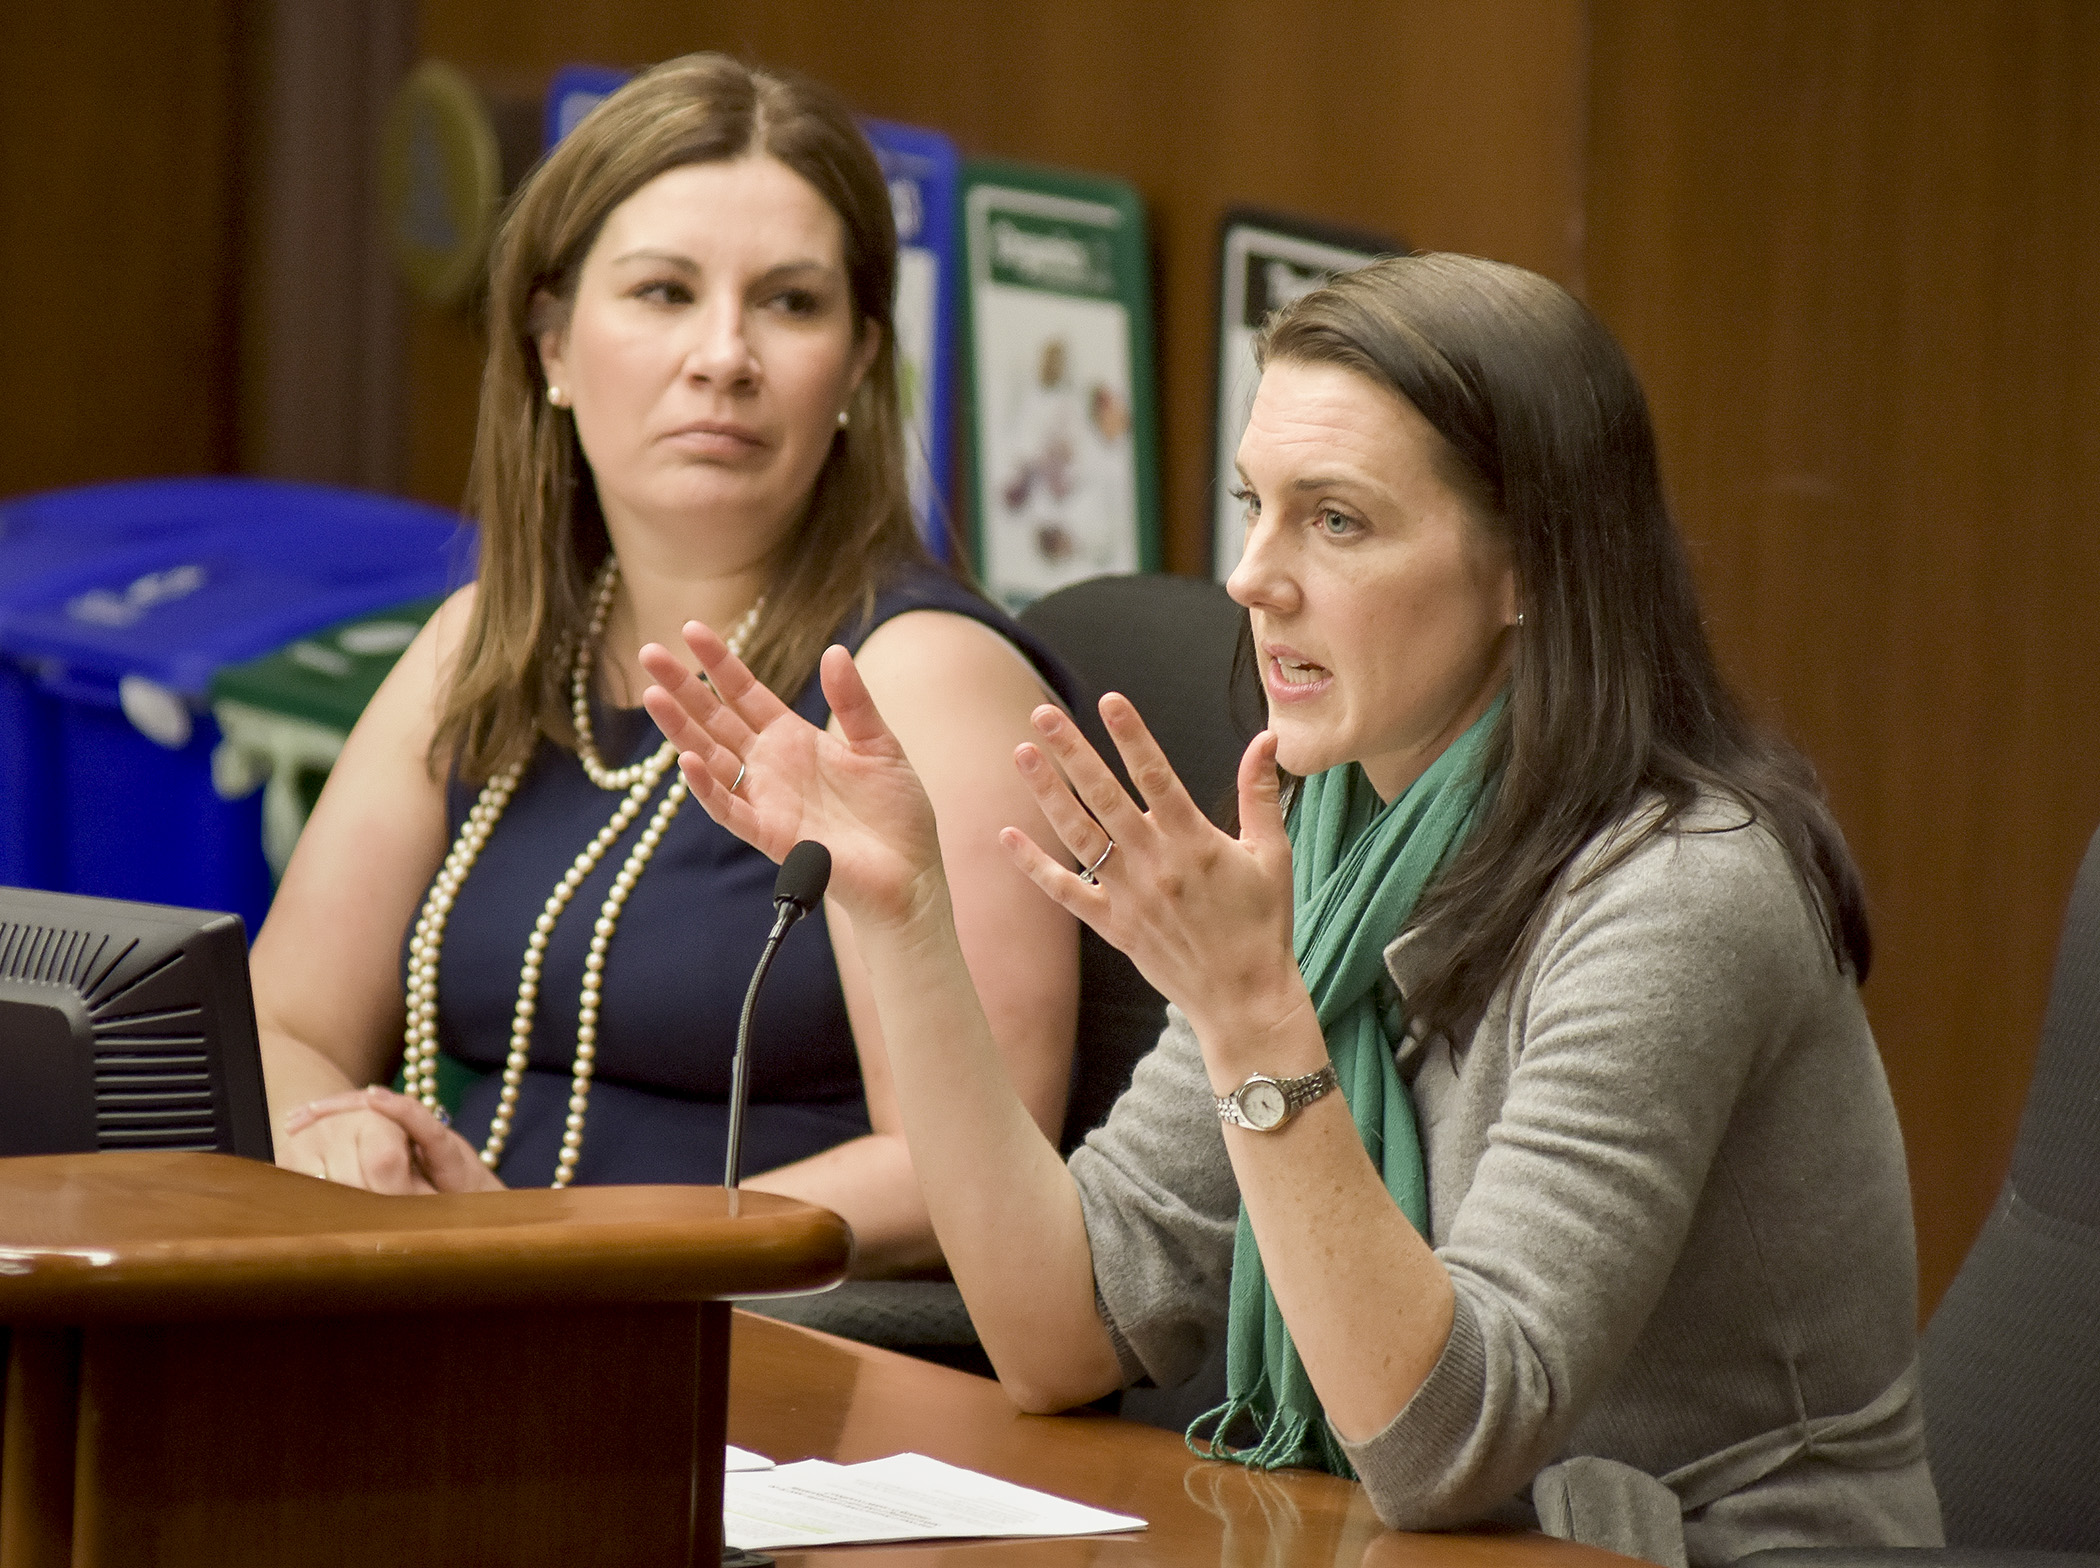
(724, 841), (834, 1190)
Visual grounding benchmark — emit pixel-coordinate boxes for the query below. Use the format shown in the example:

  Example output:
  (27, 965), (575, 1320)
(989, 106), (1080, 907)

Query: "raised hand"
(999, 694), (1311, 1056)
(638, 624), (947, 931)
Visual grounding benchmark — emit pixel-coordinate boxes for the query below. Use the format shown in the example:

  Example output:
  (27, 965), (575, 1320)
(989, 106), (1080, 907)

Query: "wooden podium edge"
(0, 1154), (852, 1323)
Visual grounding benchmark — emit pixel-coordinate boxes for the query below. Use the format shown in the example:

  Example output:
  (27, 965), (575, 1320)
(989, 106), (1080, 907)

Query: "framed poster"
(1212, 210), (1396, 581)
(961, 160), (1157, 610)
(863, 120), (962, 559)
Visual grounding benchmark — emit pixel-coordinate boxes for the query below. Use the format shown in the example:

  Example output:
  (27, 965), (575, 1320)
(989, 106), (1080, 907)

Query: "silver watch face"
(1238, 1080), (1289, 1130)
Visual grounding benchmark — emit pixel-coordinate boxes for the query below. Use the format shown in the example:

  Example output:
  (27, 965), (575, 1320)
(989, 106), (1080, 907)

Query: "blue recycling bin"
(0, 478), (468, 937)
(0, 479), (241, 889)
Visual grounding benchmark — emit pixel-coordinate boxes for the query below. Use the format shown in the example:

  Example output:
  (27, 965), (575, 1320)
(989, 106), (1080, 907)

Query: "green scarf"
(1187, 695), (1504, 1475)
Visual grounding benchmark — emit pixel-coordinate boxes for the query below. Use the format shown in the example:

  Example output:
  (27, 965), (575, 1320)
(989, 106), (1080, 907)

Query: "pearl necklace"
(401, 558), (763, 1186)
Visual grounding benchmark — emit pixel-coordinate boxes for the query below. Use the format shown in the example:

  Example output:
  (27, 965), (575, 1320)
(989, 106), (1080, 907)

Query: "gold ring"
(1078, 840), (1115, 886)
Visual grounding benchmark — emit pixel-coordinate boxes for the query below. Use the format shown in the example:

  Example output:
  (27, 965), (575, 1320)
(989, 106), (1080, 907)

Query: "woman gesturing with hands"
(647, 623), (1299, 1053)
(646, 255), (1942, 1568)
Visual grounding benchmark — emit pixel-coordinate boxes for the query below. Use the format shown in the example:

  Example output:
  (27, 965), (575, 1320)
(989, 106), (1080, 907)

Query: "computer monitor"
(0, 887), (274, 1161)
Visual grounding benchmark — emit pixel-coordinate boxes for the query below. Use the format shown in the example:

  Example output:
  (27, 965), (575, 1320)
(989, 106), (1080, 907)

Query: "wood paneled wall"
(1587, 0), (2100, 1306)
(0, 1), (248, 495)
(238, 0), (416, 491)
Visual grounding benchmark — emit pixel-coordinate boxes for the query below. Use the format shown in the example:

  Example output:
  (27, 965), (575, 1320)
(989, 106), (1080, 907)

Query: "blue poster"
(863, 120), (962, 559)
(543, 64), (633, 151)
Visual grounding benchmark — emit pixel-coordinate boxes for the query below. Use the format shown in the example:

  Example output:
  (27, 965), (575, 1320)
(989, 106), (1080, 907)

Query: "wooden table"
(0, 1153), (850, 1568)
(729, 1313), (1639, 1568)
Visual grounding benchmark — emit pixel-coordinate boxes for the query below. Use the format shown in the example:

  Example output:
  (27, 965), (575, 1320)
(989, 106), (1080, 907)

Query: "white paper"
(724, 1445), (775, 1473)
(723, 1451), (1145, 1551)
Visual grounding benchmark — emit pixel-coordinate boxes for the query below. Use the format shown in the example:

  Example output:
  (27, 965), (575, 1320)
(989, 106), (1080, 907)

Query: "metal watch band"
(1214, 1063), (1340, 1131)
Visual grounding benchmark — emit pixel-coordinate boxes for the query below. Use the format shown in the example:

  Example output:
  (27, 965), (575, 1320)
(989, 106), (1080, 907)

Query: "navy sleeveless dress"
(422, 564), (1078, 1187)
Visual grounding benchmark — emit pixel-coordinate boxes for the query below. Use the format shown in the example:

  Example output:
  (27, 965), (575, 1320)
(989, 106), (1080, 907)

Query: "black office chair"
(752, 574), (1247, 1425)
(1737, 826), (2100, 1568)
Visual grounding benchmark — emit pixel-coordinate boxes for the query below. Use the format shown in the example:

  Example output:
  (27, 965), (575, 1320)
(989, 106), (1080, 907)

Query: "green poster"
(961, 161), (1158, 609)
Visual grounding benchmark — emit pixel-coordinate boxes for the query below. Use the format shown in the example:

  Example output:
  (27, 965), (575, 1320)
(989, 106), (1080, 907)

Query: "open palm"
(639, 627), (946, 930)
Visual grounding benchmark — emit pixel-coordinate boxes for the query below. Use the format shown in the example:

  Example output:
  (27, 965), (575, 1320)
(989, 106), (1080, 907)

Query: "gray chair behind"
(752, 574), (1247, 1426)
(1737, 824), (2100, 1568)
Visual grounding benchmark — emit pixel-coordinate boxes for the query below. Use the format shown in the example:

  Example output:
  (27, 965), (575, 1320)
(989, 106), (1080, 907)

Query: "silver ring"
(1077, 839), (1115, 886)
(432, 1105), (451, 1129)
(730, 762), (746, 794)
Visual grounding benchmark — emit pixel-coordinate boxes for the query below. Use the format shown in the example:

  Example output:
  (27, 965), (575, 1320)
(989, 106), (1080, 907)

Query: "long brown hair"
(436, 53), (933, 781)
(1252, 253), (1870, 1036)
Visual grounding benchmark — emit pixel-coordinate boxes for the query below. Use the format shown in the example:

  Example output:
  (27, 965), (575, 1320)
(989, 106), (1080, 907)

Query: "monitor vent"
(0, 925), (226, 1153)
(93, 1041), (219, 1151)
(0, 921), (125, 993)
(93, 961), (220, 1148)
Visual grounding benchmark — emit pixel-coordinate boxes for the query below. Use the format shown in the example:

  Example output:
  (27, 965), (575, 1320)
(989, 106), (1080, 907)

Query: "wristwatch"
(1214, 1064), (1339, 1132)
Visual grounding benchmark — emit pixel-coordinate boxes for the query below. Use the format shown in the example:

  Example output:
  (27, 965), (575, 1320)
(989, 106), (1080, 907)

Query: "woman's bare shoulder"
(852, 606), (1056, 712)
(419, 580), (481, 684)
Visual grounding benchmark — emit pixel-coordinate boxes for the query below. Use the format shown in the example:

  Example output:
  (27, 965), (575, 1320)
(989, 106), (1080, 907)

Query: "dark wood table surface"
(727, 1312), (1638, 1568)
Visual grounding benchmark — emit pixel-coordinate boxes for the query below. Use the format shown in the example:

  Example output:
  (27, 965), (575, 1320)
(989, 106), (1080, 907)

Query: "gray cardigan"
(1069, 801), (1942, 1568)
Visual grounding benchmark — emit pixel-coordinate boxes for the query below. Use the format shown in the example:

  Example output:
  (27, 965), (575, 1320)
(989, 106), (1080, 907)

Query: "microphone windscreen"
(774, 840), (832, 913)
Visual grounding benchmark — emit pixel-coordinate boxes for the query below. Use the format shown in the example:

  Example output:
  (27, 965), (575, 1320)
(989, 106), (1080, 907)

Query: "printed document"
(723, 1450), (1145, 1550)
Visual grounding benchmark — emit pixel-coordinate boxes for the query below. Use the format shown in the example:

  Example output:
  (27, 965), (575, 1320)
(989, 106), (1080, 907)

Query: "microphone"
(771, 838), (833, 920)
(724, 841), (832, 1190)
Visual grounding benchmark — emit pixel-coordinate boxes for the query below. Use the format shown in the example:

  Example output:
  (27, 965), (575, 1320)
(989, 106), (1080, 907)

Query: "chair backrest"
(1018, 573), (1249, 1151)
(1920, 824), (2100, 1550)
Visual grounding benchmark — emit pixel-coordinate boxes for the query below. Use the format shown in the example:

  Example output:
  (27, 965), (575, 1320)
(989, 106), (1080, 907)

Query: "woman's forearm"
(634, 633), (1116, 1406)
(851, 890), (1124, 1412)
(1199, 997), (1456, 1443)
(259, 1030), (364, 1126)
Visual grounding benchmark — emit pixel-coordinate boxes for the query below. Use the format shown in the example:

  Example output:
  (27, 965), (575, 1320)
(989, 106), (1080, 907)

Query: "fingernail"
(1031, 709), (1058, 734)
